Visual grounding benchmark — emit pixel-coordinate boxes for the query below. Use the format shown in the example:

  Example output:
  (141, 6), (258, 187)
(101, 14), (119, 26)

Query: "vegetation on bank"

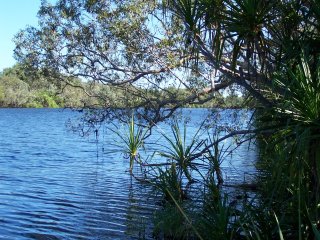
(0, 64), (87, 108)
(0, 64), (245, 109)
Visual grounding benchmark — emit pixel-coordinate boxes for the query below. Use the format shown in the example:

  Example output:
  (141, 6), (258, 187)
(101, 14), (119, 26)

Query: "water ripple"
(0, 109), (156, 239)
(0, 108), (256, 239)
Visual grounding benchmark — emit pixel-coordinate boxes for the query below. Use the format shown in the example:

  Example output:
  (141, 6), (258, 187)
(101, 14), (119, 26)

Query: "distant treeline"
(0, 65), (95, 108)
(0, 65), (246, 109)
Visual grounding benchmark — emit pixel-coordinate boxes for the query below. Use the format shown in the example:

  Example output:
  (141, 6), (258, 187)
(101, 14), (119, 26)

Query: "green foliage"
(33, 91), (59, 108)
(25, 101), (43, 108)
(111, 114), (148, 172)
(0, 85), (5, 102)
(0, 74), (30, 107)
(153, 202), (193, 239)
(255, 51), (320, 239)
(142, 121), (252, 239)
(185, 174), (233, 239)
(154, 164), (185, 202)
(158, 120), (205, 183)
(13, 0), (254, 119)
(0, 64), (243, 109)
(0, 65), (136, 109)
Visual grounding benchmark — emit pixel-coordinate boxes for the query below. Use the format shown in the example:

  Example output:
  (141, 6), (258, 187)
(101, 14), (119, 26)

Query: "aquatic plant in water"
(157, 120), (206, 183)
(111, 113), (148, 172)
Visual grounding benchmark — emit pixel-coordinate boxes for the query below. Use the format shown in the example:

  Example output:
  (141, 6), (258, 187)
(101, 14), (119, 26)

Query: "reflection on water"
(0, 108), (257, 239)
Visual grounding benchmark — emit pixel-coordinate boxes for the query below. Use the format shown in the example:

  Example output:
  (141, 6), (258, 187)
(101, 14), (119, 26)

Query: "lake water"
(0, 108), (257, 239)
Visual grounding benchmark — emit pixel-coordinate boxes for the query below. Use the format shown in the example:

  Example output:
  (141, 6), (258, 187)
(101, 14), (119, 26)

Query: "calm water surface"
(0, 108), (257, 239)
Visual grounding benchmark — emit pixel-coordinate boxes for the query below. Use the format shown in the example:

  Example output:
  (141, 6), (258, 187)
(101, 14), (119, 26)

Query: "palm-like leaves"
(166, 0), (271, 51)
(112, 114), (147, 172)
(262, 51), (320, 219)
(275, 58), (320, 124)
(272, 53), (320, 132)
(158, 121), (205, 182)
(224, 0), (272, 69)
(225, 0), (271, 38)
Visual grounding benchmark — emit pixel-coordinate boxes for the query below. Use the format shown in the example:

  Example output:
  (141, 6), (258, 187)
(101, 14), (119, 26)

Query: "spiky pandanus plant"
(158, 120), (205, 183)
(112, 113), (147, 172)
(272, 52), (320, 199)
(258, 50), (320, 238)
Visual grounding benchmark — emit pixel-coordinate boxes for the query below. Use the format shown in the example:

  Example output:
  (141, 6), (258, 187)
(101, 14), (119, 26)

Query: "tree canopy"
(14, 0), (320, 121)
(8, 0), (266, 121)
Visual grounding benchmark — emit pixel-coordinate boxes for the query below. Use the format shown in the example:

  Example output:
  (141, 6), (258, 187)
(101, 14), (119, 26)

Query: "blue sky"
(0, 0), (41, 72)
